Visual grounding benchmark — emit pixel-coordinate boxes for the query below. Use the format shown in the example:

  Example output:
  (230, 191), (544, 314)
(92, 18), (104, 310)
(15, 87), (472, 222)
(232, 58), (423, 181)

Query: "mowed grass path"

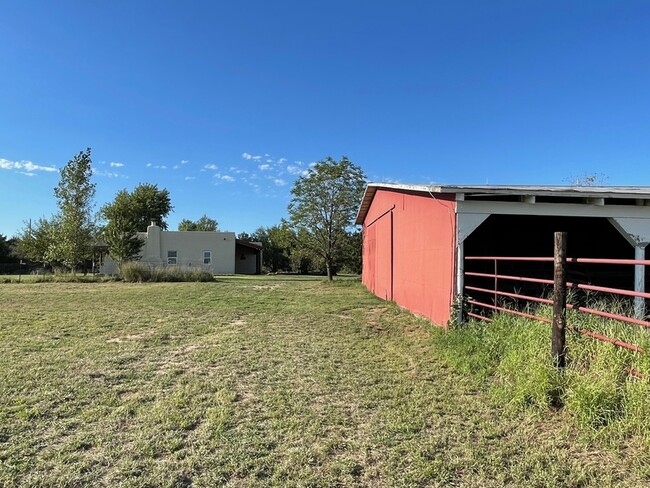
(0, 277), (645, 487)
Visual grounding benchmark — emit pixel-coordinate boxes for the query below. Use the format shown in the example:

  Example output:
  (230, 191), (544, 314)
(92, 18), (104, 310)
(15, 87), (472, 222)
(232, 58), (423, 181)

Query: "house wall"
(362, 189), (457, 326)
(143, 225), (236, 274)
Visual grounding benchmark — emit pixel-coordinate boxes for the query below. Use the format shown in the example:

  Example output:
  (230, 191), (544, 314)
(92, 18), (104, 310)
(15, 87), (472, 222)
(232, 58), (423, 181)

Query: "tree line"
(3, 149), (366, 279)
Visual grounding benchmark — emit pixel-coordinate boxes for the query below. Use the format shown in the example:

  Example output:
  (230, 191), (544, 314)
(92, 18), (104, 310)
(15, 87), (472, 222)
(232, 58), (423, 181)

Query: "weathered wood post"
(552, 232), (567, 369)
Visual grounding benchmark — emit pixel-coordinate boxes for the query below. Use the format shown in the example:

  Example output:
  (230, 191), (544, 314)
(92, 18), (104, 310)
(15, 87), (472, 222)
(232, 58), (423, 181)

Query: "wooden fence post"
(552, 232), (567, 369)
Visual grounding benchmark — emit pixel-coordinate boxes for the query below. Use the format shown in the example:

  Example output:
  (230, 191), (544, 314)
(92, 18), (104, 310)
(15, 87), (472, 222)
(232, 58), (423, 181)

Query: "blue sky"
(1, 1), (650, 237)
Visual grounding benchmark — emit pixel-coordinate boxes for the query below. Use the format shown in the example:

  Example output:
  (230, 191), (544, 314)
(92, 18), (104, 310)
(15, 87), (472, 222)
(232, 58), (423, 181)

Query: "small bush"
(120, 262), (214, 283)
(121, 262), (152, 282)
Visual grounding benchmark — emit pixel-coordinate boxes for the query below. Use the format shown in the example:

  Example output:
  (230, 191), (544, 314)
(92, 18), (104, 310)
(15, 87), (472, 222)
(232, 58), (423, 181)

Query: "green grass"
(434, 305), (650, 462)
(1, 277), (649, 486)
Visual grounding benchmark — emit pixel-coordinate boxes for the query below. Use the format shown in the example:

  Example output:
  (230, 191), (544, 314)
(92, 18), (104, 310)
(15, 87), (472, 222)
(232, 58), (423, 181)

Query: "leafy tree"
(0, 234), (19, 263)
(287, 156), (366, 280)
(337, 230), (362, 274)
(566, 173), (609, 186)
(99, 189), (145, 267)
(288, 228), (317, 274)
(178, 214), (218, 231)
(17, 217), (60, 266)
(129, 183), (173, 231)
(250, 225), (292, 272)
(237, 232), (252, 242)
(51, 148), (96, 273)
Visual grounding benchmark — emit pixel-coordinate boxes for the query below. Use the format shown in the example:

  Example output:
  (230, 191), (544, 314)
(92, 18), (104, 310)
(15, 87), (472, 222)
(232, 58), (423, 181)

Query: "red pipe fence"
(464, 232), (650, 367)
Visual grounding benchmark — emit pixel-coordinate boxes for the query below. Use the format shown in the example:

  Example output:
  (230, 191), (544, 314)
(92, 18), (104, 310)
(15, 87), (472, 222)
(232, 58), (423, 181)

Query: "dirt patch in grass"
(251, 284), (281, 290)
(106, 332), (153, 343)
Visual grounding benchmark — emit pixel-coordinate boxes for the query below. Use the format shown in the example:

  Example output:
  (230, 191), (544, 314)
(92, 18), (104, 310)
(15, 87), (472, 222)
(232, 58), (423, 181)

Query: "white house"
(100, 223), (262, 275)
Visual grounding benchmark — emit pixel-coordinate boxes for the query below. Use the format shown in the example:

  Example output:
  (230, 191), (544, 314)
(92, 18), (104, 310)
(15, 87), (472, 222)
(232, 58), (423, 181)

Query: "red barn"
(355, 183), (650, 326)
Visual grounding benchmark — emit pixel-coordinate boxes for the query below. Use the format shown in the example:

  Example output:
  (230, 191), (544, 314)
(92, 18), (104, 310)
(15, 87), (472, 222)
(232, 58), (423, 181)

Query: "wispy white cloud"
(185, 176), (196, 180)
(204, 164), (219, 170)
(258, 164), (271, 171)
(92, 168), (121, 178)
(110, 162), (124, 168)
(0, 158), (58, 173)
(274, 178), (286, 186)
(146, 163), (167, 169)
(181, 159), (189, 164)
(286, 165), (302, 175)
(173, 165), (180, 169)
(213, 173), (235, 183)
(252, 155), (262, 161)
(242, 152), (253, 160)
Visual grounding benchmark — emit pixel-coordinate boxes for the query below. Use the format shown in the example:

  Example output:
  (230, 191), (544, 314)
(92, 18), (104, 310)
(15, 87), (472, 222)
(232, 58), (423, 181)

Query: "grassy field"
(0, 277), (648, 487)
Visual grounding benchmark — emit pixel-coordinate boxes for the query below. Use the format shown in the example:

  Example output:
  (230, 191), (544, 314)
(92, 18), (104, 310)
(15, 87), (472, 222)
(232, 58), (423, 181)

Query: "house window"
(167, 250), (178, 265)
(203, 251), (212, 265)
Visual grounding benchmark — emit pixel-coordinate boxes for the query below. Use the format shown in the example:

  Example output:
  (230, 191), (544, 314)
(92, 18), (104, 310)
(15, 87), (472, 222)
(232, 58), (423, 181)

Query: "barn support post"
(456, 241), (464, 324)
(608, 218), (650, 319)
(455, 212), (491, 325)
(635, 245), (646, 319)
(552, 232), (567, 370)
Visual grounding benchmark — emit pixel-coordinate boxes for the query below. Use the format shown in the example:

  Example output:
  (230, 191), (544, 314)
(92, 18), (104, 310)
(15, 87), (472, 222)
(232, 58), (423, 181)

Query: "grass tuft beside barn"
(1, 277), (649, 486)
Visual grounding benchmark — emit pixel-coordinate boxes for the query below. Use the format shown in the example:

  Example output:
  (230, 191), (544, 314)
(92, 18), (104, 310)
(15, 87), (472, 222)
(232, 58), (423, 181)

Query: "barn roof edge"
(355, 183), (650, 225)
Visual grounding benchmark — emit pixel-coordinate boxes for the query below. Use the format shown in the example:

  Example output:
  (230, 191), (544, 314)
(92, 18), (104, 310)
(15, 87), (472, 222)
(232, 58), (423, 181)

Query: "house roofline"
(236, 239), (263, 251)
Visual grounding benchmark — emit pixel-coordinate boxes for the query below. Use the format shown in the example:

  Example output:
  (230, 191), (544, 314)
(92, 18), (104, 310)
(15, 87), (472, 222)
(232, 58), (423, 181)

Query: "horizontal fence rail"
(463, 249), (650, 356)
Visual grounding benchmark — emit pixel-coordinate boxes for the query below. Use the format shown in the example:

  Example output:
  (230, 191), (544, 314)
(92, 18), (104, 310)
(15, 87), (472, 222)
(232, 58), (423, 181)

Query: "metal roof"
(355, 182), (650, 225)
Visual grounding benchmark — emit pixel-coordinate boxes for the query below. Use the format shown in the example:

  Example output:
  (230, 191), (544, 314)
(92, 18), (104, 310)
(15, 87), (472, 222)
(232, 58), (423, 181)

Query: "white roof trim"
(355, 182), (650, 225)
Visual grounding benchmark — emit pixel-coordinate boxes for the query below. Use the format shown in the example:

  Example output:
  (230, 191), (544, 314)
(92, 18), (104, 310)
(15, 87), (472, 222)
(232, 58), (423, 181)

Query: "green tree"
(287, 156), (366, 280)
(250, 225), (292, 272)
(17, 218), (60, 266)
(99, 189), (145, 267)
(338, 230), (362, 274)
(51, 148), (96, 273)
(178, 214), (218, 231)
(129, 183), (173, 231)
(0, 234), (19, 263)
(288, 227), (317, 274)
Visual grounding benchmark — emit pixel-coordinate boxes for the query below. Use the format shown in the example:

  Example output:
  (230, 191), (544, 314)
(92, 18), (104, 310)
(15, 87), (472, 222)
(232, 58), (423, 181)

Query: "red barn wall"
(362, 189), (457, 326)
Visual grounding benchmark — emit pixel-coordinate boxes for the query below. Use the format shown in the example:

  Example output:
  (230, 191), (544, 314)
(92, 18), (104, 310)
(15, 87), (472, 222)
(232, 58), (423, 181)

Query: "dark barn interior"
(463, 214), (640, 314)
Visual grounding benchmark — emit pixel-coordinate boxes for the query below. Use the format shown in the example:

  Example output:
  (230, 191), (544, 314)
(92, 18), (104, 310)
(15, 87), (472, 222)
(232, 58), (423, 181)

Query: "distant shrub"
(120, 262), (214, 283)
(32, 274), (101, 283)
(121, 262), (152, 282)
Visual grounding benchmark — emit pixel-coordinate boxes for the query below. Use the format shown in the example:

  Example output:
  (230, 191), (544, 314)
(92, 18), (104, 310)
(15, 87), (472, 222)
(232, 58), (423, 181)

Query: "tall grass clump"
(562, 302), (650, 441)
(120, 262), (214, 282)
(435, 312), (562, 410)
(434, 300), (650, 446)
